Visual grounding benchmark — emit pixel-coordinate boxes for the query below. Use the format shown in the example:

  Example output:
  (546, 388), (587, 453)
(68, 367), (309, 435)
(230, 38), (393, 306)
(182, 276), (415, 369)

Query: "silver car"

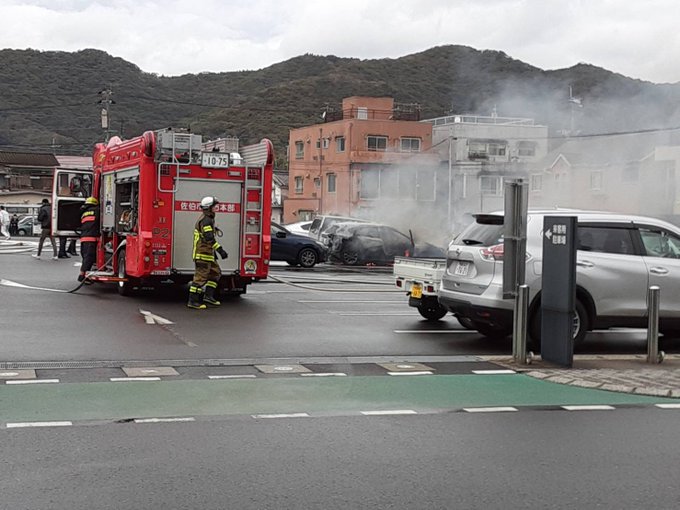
(438, 210), (680, 344)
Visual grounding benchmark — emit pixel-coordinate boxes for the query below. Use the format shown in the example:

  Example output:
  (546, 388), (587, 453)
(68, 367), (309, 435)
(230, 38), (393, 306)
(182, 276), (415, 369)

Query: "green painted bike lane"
(0, 374), (676, 423)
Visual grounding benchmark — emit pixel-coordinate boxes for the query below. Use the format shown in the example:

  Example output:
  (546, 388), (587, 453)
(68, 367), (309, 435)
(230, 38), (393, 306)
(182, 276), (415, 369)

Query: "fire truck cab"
(52, 128), (274, 296)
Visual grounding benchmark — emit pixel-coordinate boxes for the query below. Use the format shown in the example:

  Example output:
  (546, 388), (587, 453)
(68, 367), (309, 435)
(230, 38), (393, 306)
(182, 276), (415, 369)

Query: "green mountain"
(2, 45), (680, 166)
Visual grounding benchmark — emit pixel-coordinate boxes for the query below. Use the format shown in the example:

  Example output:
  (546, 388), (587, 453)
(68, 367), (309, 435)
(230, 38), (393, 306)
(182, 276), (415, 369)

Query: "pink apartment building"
(283, 96), (435, 223)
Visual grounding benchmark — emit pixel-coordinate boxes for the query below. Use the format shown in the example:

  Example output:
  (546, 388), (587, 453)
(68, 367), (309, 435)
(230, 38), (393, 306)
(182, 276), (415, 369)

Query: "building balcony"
(323, 103), (421, 123)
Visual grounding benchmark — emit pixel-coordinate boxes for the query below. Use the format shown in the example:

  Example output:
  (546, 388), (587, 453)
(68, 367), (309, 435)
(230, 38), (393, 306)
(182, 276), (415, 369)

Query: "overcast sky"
(1, 0), (678, 83)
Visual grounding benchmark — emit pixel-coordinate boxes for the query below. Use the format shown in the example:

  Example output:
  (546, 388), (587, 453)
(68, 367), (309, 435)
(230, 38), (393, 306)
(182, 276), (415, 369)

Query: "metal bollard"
(513, 284), (531, 365)
(647, 286), (664, 364)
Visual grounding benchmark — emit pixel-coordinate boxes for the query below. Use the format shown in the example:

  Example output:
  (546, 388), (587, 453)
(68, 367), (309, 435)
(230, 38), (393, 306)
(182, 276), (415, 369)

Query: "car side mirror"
(276, 231), (286, 239)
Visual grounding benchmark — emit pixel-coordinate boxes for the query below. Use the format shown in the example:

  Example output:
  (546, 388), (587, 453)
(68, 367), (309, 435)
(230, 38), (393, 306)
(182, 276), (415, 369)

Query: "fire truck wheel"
(298, 248), (318, 268)
(117, 249), (136, 296)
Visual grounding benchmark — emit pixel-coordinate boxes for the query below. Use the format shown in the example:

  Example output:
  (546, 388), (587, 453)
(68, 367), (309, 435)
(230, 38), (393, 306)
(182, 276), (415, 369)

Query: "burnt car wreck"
(325, 222), (444, 265)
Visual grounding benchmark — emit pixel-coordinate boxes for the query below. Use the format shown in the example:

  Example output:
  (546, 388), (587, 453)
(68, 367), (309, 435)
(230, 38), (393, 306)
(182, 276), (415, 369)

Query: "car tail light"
(480, 243), (532, 262)
(480, 244), (504, 261)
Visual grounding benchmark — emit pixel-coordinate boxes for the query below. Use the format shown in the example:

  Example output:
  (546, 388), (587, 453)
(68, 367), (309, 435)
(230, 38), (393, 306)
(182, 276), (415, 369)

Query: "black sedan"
(325, 222), (445, 265)
(271, 222), (327, 268)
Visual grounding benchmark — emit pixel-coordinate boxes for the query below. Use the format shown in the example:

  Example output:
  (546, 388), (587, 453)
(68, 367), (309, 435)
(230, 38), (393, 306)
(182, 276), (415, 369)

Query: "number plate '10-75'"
(201, 153), (230, 168)
(453, 261), (470, 276)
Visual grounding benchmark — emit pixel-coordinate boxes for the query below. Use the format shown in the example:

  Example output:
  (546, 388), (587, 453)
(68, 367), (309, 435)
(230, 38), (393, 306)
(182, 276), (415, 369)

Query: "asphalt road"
(0, 251), (674, 363)
(2, 248), (680, 509)
(3, 408), (680, 509)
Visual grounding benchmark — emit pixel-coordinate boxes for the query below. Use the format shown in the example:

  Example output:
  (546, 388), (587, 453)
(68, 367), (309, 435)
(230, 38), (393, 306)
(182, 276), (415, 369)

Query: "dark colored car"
(325, 222), (445, 265)
(271, 222), (327, 268)
(17, 216), (39, 236)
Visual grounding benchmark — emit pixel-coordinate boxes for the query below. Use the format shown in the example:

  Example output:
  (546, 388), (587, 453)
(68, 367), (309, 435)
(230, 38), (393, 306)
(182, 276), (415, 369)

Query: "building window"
(315, 139), (321, 149)
(327, 173), (336, 193)
(360, 168), (379, 199)
(400, 137), (421, 152)
(517, 141), (537, 157)
(357, 107), (368, 120)
(336, 137), (345, 152)
(399, 169), (416, 200)
(468, 139), (507, 160)
(322, 138), (330, 149)
(530, 174), (542, 192)
(298, 209), (313, 221)
(487, 142), (506, 156)
(590, 171), (603, 191)
(313, 177), (320, 189)
(416, 168), (435, 201)
(295, 141), (304, 159)
(480, 175), (502, 196)
(295, 176), (303, 194)
(367, 136), (388, 152)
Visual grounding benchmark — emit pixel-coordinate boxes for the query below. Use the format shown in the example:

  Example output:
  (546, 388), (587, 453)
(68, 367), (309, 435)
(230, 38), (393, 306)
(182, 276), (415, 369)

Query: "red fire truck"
(51, 128), (274, 296)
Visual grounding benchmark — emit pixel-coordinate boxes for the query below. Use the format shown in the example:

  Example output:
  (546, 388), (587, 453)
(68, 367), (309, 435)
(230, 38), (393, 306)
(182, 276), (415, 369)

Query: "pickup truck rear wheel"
(417, 299), (448, 321)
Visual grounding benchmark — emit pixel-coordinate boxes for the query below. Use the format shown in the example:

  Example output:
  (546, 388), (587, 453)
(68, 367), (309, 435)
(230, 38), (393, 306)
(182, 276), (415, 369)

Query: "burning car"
(325, 222), (445, 265)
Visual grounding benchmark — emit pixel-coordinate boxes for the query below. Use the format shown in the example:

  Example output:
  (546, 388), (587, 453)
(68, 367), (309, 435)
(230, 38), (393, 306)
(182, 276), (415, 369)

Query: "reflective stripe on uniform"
(205, 281), (218, 289)
(202, 225), (213, 232)
(81, 237), (98, 242)
(195, 253), (215, 262)
(81, 216), (96, 223)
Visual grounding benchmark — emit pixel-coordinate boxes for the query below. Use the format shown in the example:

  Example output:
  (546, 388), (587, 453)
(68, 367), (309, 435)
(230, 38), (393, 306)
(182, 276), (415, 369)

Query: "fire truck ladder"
(157, 130), (202, 193)
(242, 166), (263, 258)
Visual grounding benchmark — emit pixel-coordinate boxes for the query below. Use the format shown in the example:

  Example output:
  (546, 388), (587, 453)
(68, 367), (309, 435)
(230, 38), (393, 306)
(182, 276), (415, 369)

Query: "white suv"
(438, 210), (680, 344)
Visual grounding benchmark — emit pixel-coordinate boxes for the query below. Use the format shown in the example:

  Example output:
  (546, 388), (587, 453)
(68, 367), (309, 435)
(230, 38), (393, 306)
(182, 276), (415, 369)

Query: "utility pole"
(98, 87), (115, 142)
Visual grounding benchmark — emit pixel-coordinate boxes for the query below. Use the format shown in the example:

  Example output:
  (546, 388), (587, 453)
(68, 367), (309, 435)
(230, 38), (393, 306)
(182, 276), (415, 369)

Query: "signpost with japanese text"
(541, 216), (577, 367)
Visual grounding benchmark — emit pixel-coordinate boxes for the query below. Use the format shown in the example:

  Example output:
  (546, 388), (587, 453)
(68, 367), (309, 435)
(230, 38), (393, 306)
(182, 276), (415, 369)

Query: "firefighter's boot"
(187, 286), (206, 310)
(203, 284), (221, 306)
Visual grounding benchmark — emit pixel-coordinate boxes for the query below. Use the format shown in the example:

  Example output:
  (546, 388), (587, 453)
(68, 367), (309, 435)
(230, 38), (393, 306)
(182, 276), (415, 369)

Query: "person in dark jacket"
(77, 197), (100, 282)
(9, 214), (19, 236)
(33, 199), (57, 260)
(187, 196), (228, 309)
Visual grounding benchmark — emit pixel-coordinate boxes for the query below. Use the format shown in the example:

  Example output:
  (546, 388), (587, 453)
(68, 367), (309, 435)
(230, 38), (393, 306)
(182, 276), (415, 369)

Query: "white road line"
(208, 375), (257, 379)
(252, 413), (310, 419)
(472, 370), (517, 375)
(360, 410), (417, 416)
(394, 329), (473, 334)
(6, 421), (73, 428)
(655, 403), (680, 409)
(561, 405), (615, 411)
(300, 372), (347, 377)
(5, 379), (60, 385)
(110, 377), (162, 382)
(387, 371), (433, 376)
(0, 278), (70, 293)
(463, 407), (519, 413)
(334, 312), (419, 316)
(298, 300), (404, 304)
(134, 417), (196, 424)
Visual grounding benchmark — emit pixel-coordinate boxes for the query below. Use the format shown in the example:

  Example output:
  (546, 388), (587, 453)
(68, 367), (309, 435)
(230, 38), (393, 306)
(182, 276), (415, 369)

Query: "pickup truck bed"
(393, 256), (448, 321)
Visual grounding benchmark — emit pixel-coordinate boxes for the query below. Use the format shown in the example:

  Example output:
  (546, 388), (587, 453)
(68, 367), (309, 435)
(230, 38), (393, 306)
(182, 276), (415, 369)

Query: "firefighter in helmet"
(188, 196), (228, 309)
(78, 196), (100, 283)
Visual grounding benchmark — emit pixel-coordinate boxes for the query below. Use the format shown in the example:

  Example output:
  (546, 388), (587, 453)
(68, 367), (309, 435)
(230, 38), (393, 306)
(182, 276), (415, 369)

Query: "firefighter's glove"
(217, 247), (228, 259)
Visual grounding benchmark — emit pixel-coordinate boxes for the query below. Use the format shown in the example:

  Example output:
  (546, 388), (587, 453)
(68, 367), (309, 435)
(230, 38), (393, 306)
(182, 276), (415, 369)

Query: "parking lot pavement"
(484, 354), (680, 398)
(0, 239), (37, 254)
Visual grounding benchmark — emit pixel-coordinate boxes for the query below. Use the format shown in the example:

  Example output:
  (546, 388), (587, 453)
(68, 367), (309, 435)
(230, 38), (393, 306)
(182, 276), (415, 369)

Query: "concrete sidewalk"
(484, 354), (680, 398)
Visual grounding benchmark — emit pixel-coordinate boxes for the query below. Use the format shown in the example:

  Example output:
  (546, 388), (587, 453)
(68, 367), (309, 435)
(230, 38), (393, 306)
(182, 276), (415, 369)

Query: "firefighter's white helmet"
(200, 196), (219, 210)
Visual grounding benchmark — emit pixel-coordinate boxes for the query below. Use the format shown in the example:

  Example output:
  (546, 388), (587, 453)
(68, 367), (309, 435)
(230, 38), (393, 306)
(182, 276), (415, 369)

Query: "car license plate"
(411, 284), (422, 299)
(201, 152), (230, 168)
(454, 261), (470, 276)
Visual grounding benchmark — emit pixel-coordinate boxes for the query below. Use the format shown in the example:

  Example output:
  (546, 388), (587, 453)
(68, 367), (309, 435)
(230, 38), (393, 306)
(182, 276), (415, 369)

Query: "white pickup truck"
(394, 256), (475, 327)
(393, 256), (449, 321)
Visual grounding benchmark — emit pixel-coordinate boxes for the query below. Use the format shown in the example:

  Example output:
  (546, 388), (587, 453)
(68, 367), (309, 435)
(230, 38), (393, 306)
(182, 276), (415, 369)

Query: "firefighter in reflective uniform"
(78, 197), (100, 283)
(188, 196), (228, 309)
